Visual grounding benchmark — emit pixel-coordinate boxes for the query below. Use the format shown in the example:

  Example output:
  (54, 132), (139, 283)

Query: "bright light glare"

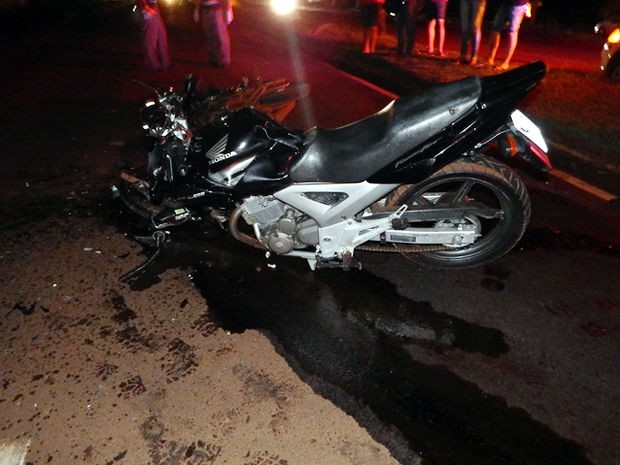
(608, 28), (620, 44)
(270, 0), (297, 16)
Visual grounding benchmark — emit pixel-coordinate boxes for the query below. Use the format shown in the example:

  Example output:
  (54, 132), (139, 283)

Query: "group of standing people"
(135, 0), (233, 71)
(392, 0), (448, 57)
(459, 0), (532, 69)
(360, 0), (447, 57)
(360, 0), (533, 71)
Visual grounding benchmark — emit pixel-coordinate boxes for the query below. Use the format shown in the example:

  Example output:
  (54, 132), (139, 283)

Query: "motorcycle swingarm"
(287, 205), (480, 269)
(366, 202), (500, 223)
(380, 225), (478, 245)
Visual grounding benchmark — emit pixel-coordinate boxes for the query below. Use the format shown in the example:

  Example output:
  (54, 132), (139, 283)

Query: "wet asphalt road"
(115, 207), (618, 465)
(1, 2), (619, 465)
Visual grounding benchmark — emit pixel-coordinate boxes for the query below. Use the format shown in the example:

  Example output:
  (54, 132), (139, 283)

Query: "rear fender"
(496, 131), (551, 177)
(494, 111), (551, 179)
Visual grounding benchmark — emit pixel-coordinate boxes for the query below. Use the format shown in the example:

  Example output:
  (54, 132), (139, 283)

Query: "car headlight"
(608, 28), (620, 44)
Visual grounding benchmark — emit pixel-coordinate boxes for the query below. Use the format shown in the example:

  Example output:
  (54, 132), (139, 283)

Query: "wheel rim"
(407, 175), (517, 261)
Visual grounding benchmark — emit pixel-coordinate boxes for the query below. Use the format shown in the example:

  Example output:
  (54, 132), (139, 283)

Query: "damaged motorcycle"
(114, 61), (551, 280)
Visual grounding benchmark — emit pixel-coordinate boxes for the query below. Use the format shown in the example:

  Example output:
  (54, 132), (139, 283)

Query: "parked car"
(595, 3), (620, 82)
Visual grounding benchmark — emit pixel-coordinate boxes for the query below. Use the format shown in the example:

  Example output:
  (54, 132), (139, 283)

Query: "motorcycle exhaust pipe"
(229, 207), (265, 250)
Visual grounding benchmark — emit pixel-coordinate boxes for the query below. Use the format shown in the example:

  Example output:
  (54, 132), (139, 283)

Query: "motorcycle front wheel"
(387, 157), (531, 268)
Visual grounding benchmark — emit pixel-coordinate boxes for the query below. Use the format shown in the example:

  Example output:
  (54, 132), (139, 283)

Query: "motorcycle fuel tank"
(204, 108), (305, 194)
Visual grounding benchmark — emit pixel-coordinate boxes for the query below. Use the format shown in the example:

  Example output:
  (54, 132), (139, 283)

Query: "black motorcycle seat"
(289, 76), (481, 183)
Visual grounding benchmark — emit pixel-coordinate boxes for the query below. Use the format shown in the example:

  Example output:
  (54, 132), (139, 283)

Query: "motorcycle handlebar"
(133, 77), (164, 99)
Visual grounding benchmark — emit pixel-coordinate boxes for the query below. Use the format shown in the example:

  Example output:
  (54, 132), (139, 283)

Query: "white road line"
(549, 140), (619, 172)
(547, 140), (619, 201)
(550, 168), (618, 202)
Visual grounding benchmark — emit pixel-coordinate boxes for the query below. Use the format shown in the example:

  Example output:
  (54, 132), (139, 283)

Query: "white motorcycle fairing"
(237, 181), (479, 269)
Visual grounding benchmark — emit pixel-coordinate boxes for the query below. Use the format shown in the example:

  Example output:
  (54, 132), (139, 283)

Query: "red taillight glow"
(529, 143), (552, 169)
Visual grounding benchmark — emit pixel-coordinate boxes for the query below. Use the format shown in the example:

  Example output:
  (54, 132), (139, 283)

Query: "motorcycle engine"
(239, 196), (318, 254)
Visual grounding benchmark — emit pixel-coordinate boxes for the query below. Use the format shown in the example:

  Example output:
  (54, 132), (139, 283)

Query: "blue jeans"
(459, 0), (486, 58)
(395, 0), (419, 56)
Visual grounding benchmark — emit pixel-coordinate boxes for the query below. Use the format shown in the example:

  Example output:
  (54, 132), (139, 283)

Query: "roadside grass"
(295, 13), (620, 171)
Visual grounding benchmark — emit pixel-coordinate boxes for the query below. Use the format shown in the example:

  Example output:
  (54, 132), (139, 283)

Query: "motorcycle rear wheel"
(386, 157), (531, 268)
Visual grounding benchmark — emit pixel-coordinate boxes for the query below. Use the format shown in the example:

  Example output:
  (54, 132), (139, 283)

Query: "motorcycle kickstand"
(119, 230), (169, 283)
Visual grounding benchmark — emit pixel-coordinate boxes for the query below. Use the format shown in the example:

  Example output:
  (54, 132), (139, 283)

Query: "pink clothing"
(140, 4), (170, 70)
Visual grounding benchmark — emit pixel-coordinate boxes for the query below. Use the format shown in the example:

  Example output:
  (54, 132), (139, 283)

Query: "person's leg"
(361, 5), (372, 53)
(470, 0), (485, 63)
(486, 31), (500, 65)
(435, 1), (447, 56)
(142, 17), (159, 70)
(496, 31), (517, 68)
(427, 19), (436, 53)
(459, 0), (472, 59)
(363, 27), (371, 53)
(486, 3), (507, 65)
(498, 5), (527, 68)
(437, 19), (446, 55)
(406, 10), (417, 55)
(155, 15), (170, 69)
(202, 10), (222, 66)
(214, 8), (231, 66)
(369, 25), (379, 53)
(396, 12), (407, 55)
(470, 25), (481, 63)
